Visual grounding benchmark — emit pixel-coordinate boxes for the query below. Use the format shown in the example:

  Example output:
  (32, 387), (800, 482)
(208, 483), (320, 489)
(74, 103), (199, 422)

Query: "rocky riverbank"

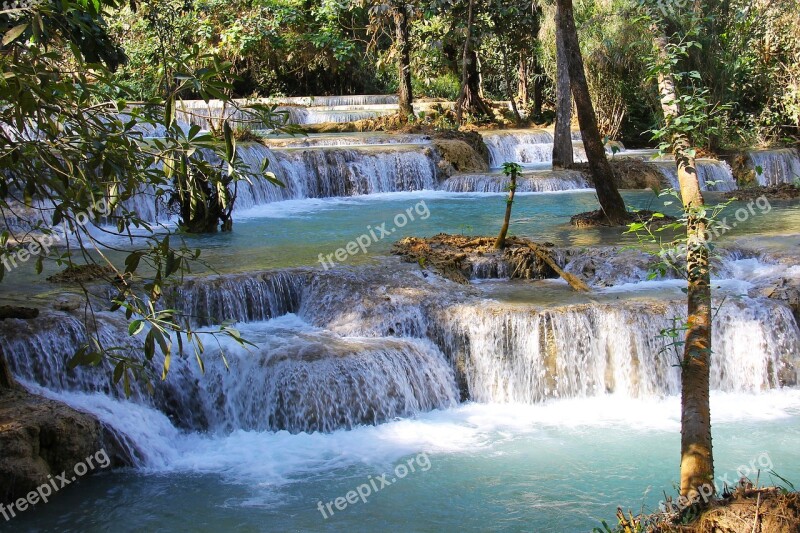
(0, 350), (124, 504)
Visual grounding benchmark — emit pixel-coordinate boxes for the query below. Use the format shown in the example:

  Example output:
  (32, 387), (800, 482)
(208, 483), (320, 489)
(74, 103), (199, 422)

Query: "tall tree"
(455, 0), (492, 122)
(367, 1), (417, 116)
(552, 1), (573, 169)
(394, 3), (414, 116)
(653, 27), (715, 503)
(556, 0), (628, 224)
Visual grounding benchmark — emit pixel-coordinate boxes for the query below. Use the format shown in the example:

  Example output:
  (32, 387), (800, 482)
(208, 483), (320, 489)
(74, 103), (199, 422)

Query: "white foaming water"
(441, 170), (590, 193)
(184, 316), (459, 433)
(480, 129), (625, 168)
(262, 133), (430, 148)
(433, 295), (799, 402)
(750, 149), (800, 186)
(119, 143), (441, 221)
(233, 144), (440, 209)
(481, 130), (554, 167)
(22, 382), (800, 487)
(654, 160), (738, 191)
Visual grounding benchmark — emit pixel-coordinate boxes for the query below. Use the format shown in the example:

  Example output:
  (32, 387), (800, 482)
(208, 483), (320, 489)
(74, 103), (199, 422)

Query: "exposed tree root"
(392, 233), (590, 291)
(612, 484), (800, 533)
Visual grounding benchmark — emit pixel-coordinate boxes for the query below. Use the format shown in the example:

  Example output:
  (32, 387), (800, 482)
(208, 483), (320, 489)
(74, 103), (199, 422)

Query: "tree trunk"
(654, 30), (715, 503)
(0, 345), (15, 390)
(502, 50), (523, 124)
(455, 0), (492, 123)
(531, 56), (544, 117)
(395, 7), (414, 117)
(553, 3), (573, 169)
(517, 57), (528, 106)
(556, 0), (628, 224)
(494, 167), (518, 249)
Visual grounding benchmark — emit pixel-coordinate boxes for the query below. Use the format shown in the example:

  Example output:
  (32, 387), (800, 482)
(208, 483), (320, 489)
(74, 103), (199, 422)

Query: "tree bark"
(517, 57), (528, 106)
(0, 345), (15, 390)
(494, 167), (518, 249)
(455, 0), (492, 123)
(556, 0), (628, 224)
(553, 2), (573, 169)
(502, 50), (523, 124)
(531, 56), (544, 117)
(395, 7), (414, 117)
(654, 30), (714, 503)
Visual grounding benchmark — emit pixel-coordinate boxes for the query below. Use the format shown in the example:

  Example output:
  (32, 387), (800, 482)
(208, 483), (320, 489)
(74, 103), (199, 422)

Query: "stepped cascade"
(749, 149), (800, 186)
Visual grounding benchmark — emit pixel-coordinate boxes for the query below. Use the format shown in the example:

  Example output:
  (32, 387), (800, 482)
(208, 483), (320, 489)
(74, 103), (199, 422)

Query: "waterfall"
(440, 170), (590, 192)
(269, 95), (399, 107)
(175, 97), (455, 127)
(481, 130), (626, 168)
(241, 145), (438, 206)
(169, 270), (306, 326)
(431, 296), (799, 403)
(481, 130), (554, 167)
(263, 133), (430, 148)
(2, 267), (798, 437)
(654, 160), (737, 191)
(119, 143), (441, 222)
(749, 149), (800, 186)
(191, 321), (458, 433)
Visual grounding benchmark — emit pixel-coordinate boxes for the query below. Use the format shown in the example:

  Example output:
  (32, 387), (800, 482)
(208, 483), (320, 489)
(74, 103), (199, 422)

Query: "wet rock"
(0, 306), (39, 320)
(0, 387), (116, 503)
(572, 158), (669, 190)
(46, 264), (115, 284)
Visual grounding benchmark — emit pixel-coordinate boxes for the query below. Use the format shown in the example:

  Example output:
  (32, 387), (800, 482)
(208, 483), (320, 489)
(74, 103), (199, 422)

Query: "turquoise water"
(8, 393), (800, 532)
(3, 188), (800, 533)
(163, 190), (800, 272)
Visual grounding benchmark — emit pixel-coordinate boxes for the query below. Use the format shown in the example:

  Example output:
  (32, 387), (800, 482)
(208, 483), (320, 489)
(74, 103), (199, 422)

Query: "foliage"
(0, 0), (279, 390)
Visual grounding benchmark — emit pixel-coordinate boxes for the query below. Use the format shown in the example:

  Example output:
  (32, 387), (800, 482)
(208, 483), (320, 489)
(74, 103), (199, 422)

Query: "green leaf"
(2, 24), (29, 46)
(128, 319), (144, 336)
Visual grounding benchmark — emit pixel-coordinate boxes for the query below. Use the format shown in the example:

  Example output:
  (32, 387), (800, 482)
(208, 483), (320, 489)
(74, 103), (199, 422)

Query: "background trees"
(100, 0), (800, 148)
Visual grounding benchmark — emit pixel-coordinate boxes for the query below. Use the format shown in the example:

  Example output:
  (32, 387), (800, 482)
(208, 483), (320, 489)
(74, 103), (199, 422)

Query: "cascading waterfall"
(258, 145), (439, 203)
(192, 320), (458, 433)
(120, 143), (440, 221)
(169, 270), (306, 326)
(263, 133), (430, 148)
(480, 130), (625, 168)
(176, 98), (456, 127)
(2, 257), (799, 441)
(441, 170), (590, 192)
(431, 296), (799, 403)
(481, 130), (554, 167)
(749, 149), (800, 186)
(654, 160), (738, 191)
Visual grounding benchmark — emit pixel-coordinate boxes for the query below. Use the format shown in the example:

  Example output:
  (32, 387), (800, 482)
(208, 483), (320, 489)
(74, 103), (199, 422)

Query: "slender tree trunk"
(553, 3), (573, 169)
(0, 346), (15, 390)
(455, 0), (491, 123)
(494, 167), (518, 249)
(654, 31), (714, 503)
(556, 0), (628, 224)
(531, 56), (544, 117)
(502, 50), (523, 124)
(395, 7), (414, 117)
(517, 57), (528, 105)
